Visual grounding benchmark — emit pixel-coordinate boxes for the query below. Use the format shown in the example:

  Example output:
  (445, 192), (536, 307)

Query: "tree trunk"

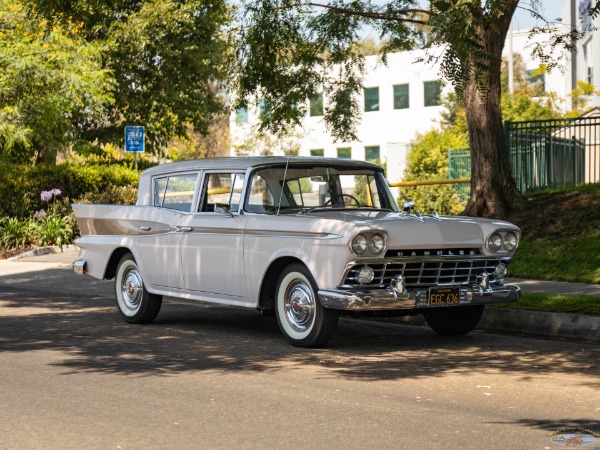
(462, 1), (527, 219)
(34, 146), (57, 165)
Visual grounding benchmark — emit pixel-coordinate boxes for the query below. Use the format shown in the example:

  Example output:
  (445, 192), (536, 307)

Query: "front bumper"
(318, 283), (520, 311)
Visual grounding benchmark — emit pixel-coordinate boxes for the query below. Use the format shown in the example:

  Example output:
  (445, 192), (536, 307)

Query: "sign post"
(125, 126), (145, 170)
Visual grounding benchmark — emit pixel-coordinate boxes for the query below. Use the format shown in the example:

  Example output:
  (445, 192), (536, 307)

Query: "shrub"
(0, 163), (140, 218)
(0, 217), (37, 249)
(36, 215), (74, 247)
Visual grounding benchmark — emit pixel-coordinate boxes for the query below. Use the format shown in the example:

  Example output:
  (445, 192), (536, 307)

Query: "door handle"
(179, 227), (192, 232)
(140, 226), (151, 232)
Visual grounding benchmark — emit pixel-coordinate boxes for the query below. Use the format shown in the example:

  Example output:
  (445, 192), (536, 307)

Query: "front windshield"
(245, 165), (399, 214)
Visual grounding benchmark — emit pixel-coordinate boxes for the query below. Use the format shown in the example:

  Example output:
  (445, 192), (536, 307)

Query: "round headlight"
(487, 232), (503, 252)
(351, 234), (368, 255)
(369, 234), (385, 255)
(357, 266), (375, 284)
(503, 231), (518, 251)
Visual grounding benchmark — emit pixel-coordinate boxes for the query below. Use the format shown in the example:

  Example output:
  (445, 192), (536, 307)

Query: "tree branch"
(302, 2), (430, 25)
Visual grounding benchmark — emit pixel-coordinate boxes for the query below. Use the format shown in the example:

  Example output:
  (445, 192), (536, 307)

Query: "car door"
(136, 172), (199, 289)
(180, 172), (248, 298)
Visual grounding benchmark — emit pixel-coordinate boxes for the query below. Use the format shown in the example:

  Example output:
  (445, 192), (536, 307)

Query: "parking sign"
(125, 126), (145, 153)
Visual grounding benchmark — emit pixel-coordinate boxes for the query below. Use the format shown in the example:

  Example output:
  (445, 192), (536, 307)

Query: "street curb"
(7, 246), (64, 261)
(479, 308), (600, 342)
(387, 308), (600, 342)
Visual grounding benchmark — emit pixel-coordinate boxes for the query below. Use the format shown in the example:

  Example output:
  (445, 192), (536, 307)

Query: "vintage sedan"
(72, 157), (520, 347)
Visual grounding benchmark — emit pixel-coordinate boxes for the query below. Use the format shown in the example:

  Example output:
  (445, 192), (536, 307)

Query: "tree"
(167, 115), (231, 161)
(0, 1), (114, 164)
(234, 0), (593, 218)
(31, 0), (233, 155)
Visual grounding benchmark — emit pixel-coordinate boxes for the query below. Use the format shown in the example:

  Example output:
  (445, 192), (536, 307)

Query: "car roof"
(141, 156), (382, 176)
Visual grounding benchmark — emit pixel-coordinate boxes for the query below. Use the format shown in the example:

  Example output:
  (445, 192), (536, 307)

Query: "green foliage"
(232, 129), (303, 157)
(507, 183), (600, 284)
(76, 185), (138, 206)
(400, 124), (468, 215)
(36, 215), (73, 248)
(501, 89), (562, 122)
(167, 116), (230, 162)
(0, 217), (37, 249)
(0, 163), (140, 218)
(32, 0), (234, 154)
(0, 1), (115, 164)
(569, 81), (600, 113)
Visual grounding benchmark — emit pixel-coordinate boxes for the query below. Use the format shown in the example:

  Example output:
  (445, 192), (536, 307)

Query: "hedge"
(0, 163), (140, 219)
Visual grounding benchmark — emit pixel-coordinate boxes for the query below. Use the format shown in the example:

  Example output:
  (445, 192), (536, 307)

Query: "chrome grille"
(343, 258), (504, 288)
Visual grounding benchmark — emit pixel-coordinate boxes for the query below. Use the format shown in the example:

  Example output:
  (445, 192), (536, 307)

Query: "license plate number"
(428, 287), (461, 307)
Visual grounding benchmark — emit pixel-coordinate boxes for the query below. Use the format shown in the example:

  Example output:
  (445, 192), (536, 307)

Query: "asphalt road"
(1, 261), (599, 450)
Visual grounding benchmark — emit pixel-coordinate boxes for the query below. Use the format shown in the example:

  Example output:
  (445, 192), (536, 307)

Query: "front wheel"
(275, 263), (339, 347)
(115, 254), (162, 324)
(424, 305), (484, 335)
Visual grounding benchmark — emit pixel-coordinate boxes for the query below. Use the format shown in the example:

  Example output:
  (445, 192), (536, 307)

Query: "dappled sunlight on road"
(0, 266), (599, 387)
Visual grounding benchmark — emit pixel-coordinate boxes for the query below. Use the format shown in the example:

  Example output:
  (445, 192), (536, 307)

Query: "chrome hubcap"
(121, 267), (143, 311)
(284, 279), (314, 333)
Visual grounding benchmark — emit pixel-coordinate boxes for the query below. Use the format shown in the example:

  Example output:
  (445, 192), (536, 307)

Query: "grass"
(491, 293), (600, 316)
(506, 183), (600, 284)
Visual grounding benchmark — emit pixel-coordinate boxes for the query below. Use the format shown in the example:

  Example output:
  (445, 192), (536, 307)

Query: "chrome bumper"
(73, 259), (86, 275)
(318, 284), (520, 311)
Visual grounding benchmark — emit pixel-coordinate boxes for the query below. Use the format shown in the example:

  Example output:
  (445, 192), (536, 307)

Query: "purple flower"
(41, 188), (62, 202)
(33, 209), (47, 220)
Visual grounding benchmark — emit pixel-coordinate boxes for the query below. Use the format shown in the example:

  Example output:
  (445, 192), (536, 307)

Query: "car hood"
(302, 209), (507, 249)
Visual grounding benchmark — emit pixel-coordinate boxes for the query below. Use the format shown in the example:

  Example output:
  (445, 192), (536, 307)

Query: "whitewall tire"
(275, 263), (339, 347)
(115, 254), (162, 324)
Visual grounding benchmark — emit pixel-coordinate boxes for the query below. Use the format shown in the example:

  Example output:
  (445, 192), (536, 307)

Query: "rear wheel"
(115, 254), (162, 324)
(424, 305), (484, 335)
(275, 263), (339, 347)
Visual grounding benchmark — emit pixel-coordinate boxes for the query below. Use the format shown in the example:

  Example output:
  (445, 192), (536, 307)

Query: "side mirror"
(402, 200), (415, 214)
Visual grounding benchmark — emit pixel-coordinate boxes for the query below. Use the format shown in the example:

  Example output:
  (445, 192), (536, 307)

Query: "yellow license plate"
(428, 287), (461, 307)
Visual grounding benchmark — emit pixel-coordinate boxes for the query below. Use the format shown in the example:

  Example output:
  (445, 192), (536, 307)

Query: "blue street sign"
(125, 126), (145, 153)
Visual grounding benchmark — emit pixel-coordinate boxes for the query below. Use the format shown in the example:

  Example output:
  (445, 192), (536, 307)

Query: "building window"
(526, 69), (546, 92)
(309, 93), (324, 116)
(259, 99), (272, 119)
(587, 67), (593, 84)
(235, 107), (248, 123)
(364, 87), (379, 112)
(337, 147), (352, 159)
(393, 84), (409, 109)
(310, 149), (324, 157)
(365, 146), (380, 162)
(424, 80), (441, 107)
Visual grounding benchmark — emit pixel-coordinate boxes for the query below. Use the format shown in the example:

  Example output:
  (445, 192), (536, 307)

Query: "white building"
(564, 0), (600, 107)
(230, 0), (600, 182)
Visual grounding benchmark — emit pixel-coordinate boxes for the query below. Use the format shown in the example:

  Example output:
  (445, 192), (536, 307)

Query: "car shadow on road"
(1, 267), (599, 385)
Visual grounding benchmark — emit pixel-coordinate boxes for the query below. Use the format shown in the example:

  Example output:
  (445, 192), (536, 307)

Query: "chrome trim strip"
(246, 230), (341, 239)
(184, 228), (340, 239)
(318, 284), (520, 311)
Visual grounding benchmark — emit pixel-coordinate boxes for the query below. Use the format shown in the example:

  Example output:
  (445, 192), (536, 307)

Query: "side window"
(246, 175), (275, 212)
(199, 172), (246, 212)
(159, 174), (198, 212)
(154, 177), (168, 207)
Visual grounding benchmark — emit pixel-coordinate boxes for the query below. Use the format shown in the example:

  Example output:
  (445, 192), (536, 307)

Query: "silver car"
(73, 157), (520, 347)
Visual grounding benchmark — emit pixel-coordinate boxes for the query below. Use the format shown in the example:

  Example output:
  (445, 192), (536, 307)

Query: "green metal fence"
(447, 150), (471, 201)
(448, 115), (600, 193)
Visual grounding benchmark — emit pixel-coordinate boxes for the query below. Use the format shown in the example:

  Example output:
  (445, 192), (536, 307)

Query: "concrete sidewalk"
(3, 246), (600, 342)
